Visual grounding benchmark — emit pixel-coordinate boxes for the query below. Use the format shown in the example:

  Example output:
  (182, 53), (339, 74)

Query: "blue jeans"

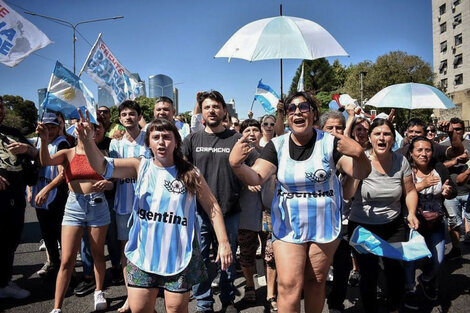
(444, 195), (470, 229)
(404, 222), (446, 290)
(192, 210), (240, 311)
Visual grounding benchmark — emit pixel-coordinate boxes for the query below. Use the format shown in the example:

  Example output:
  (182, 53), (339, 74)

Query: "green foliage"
(1, 95), (38, 134)
(289, 58), (337, 95)
(3, 110), (24, 130)
(315, 91), (333, 115)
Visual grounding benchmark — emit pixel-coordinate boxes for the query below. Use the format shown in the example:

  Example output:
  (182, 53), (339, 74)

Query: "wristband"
(102, 157), (115, 180)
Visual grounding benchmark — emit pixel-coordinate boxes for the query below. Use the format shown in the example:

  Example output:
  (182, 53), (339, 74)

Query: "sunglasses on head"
(285, 102), (311, 115)
(263, 122), (275, 127)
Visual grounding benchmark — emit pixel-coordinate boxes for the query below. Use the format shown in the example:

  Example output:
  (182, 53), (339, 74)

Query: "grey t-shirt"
(349, 151), (412, 225)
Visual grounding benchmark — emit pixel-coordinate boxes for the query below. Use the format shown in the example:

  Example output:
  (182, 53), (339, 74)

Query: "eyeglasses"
(263, 122), (275, 127)
(97, 109), (110, 114)
(286, 102), (311, 115)
(426, 129), (436, 133)
(233, 122), (239, 126)
(453, 127), (463, 131)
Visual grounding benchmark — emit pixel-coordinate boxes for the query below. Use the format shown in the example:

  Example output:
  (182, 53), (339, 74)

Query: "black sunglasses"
(97, 109), (110, 114)
(285, 102), (311, 115)
(453, 127), (464, 131)
(263, 122), (275, 127)
(426, 128), (436, 133)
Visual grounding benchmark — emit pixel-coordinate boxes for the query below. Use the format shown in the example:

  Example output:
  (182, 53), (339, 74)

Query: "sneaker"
(464, 232), (470, 244)
(39, 239), (46, 251)
(0, 281), (30, 299)
(37, 262), (58, 278)
(348, 270), (360, 287)
(211, 272), (220, 288)
(417, 275), (438, 301)
(94, 290), (108, 311)
(222, 302), (238, 313)
(110, 266), (123, 284)
(445, 247), (462, 261)
(73, 278), (95, 296)
(404, 291), (419, 310)
(49, 309), (61, 313)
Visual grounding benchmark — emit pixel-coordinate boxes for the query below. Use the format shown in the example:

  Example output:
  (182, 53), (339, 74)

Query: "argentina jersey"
(31, 136), (67, 209)
(125, 158), (197, 276)
(271, 130), (342, 243)
(110, 131), (149, 215)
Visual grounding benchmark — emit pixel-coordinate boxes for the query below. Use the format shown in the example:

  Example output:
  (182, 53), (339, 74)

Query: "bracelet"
(102, 157), (115, 180)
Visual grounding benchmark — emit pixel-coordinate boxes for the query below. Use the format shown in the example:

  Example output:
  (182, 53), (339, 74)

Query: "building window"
(439, 60), (448, 74)
(455, 33), (463, 46)
(439, 4), (446, 15)
(441, 78), (448, 89)
(453, 0), (461, 8)
(440, 22), (447, 33)
(454, 54), (463, 68)
(454, 74), (463, 85)
(440, 41), (447, 53)
(453, 13), (462, 28)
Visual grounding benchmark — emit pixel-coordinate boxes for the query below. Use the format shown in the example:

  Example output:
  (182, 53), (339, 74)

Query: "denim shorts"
(116, 212), (132, 241)
(62, 191), (110, 227)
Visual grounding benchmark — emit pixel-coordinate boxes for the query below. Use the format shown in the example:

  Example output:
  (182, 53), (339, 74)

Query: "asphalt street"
(1, 204), (469, 313)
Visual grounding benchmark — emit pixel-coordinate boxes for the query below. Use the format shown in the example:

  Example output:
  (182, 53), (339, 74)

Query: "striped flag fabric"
(254, 80), (279, 114)
(41, 61), (97, 123)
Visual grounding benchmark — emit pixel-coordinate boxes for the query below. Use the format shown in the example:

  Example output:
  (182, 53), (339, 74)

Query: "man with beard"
(183, 91), (255, 313)
(0, 96), (38, 299)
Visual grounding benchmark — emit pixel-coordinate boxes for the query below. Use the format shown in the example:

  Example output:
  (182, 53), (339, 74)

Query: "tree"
(1, 95), (38, 134)
(289, 58), (337, 95)
(3, 110), (24, 130)
(342, 51), (435, 133)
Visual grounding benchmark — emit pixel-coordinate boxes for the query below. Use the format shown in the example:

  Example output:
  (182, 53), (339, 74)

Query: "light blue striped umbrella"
(366, 83), (455, 110)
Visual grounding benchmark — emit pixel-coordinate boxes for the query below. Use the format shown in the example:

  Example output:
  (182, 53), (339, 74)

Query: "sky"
(0, 0), (433, 119)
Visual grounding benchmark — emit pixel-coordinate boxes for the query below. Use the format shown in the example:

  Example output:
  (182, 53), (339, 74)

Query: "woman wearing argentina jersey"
(76, 112), (233, 313)
(229, 91), (371, 313)
(346, 118), (419, 313)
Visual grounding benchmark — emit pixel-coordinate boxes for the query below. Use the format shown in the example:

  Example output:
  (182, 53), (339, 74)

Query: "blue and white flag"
(297, 62), (304, 92)
(122, 72), (142, 100)
(254, 80), (279, 114)
(80, 33), (133, 106)
(0, 0), (52, 67)
(350, 226), (431, 261)
(41, 61), (97, 124)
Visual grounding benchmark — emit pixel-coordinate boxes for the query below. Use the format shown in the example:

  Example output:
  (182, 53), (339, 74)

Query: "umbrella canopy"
(215, 16), (348, 62)
(366, 83), (455, 110)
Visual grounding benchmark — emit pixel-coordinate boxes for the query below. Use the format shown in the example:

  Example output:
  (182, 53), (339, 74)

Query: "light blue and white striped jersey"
(110, 131), (148, 215)
(31, 136), (68, 209)
(271, 131), (342, 243)
(125, 158), (197, 276)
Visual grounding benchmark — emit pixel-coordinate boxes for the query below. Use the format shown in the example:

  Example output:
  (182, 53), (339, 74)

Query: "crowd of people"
(0, 92), (469, 313)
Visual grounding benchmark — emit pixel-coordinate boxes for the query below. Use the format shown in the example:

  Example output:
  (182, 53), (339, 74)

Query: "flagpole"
(279, 4), (283, 100)
(78, 33), (102, 77)
(249, 98), (256, 112)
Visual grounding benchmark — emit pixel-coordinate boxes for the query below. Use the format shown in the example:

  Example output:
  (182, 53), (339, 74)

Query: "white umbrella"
(215, 14), (348, 96)
(366, 83), (455, 110)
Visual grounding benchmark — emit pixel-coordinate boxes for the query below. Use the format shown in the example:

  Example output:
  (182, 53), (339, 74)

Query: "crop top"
(65, 152), (103, 183)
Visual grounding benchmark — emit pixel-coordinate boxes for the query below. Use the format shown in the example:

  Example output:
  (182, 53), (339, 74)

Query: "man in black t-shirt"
(183, 91), (253, 313)
(0, 97), (38, 299)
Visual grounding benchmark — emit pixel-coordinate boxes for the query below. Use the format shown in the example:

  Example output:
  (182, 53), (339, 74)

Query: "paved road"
(1, 205), (469, 313)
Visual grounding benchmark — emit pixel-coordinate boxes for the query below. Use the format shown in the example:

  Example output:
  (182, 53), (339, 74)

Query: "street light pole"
(360, 71), (367, 108)
(25, 12), (123, 73)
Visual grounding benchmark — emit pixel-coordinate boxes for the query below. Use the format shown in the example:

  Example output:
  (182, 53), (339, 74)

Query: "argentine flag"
(350, 226), (431, 261)
(122, 72), (142, 100)
(254, 80), (279, 114)
(297, 63), (305, 92)
(41, 61), (97, 124)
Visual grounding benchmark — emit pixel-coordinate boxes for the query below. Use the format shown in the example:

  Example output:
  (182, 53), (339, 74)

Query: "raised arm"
(76, 109), (140, 180)
(196, 175), (233, 270)
(403, 174), (419, 230)
(229, 132), (276, 186)
(36, 123), (67, 167)
(274, 101), (286, 136)
(334, 132), (371, 180)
